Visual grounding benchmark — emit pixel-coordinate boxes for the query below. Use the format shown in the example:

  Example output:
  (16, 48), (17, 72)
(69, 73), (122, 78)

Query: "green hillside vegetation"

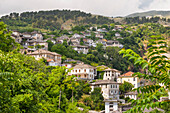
(0, 21), (106, 112)
(126, 10), (170, 17)
(0, 9), (114, 31)
(49, 23), (169, 74)
(124, 16), (170, 24)
(1, 9), (170, 32)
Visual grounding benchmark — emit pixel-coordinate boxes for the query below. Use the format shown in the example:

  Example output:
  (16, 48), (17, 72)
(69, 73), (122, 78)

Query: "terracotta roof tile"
(104, 68), (121, 72)
(120, 71), (134, 77)
(47, 59), (54, 62)
(27, 49), (61, 56)
(73, 64), (96, 69)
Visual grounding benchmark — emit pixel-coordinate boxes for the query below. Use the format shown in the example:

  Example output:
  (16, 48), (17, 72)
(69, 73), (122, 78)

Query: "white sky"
(0, 0), (170, 17)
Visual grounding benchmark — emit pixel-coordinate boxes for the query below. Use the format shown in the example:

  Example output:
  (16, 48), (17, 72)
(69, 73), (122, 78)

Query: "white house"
(26, 40), (48, 50)
(97, 28), (108, 32)
(68, 64), (97, 80)
(90, 68), (122, 113)
(106, 40), (121, 48)
(56, 35), (69, 44)
(115, 32), (121, 37)
(124, 91), (138, 100)
(95, 33), (104, 39)
(103, 68), (121, 81)
(44, 38), (56, 44)
(91, 80), (120, 100)
(12, 31), (20, 37)
(72, 45), (89, 54)
(31, 32), (43, 41)
(22, 32), (32, 38)
(27, 49), (62, 66)
(117, 71), (145, 89)
(61, 63), (73, 69)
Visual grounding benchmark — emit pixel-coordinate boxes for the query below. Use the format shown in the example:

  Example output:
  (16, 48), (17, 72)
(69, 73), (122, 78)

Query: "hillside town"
(9, 23), (170, 113)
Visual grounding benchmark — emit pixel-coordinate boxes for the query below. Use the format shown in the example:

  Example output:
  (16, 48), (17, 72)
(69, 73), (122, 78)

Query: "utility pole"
(72, 88), (73, 103)
(59, 90), (61, 110)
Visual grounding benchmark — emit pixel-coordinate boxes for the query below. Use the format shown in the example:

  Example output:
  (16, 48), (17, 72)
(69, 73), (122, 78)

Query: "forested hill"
(0, 9), (114, 31)
(126, 10), (170, 17)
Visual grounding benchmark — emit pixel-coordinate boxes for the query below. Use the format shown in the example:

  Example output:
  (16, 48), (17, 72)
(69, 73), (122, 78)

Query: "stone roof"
(57, 35), (69, 40)
(72, 45), (88, 48)
(44, 38), (56, 41)
(104, 68), (121, 72)
(73, 64), (96, 69)
(27, 40), (46, 43)
(125, 90), (138, 95)
(27, 49), (61, 56)
(91, 80), (120, 85)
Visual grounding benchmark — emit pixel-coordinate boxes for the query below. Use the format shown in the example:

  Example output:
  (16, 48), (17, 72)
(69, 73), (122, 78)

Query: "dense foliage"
(0, 22), (17, 52)
(1, 10), (114, 31)
(125, 16), (169, 24)
(119, 36), (170, 113)
(51, 43), (132, 73)
(0, 22), (93, 113)
(119, 81), (134, 94)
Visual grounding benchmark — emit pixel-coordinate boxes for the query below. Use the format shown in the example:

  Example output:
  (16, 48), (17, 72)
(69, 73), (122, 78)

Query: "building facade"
(68, 64), (97, 80)
(90, 68), (122, 113)
(117, 71), (144, 89)
(72, 45), (89, 54)
(27, 49), (62, 66)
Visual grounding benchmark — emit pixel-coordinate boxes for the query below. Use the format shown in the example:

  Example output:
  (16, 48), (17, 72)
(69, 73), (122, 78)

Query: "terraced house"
(68, 64), (97, 80)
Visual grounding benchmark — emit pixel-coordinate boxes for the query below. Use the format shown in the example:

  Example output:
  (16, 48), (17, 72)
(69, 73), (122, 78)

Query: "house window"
(116, 85), (117, 88)
(84, 69), (86, 72)
(133, 77), (135, 81)
(111, 85), (112, 88)
(75, 70), (77, 72)
(106, 85), (107, 88)
(85, 75), (86, 77)
(106, 74), (107, 76)
(73, 70), (74, 72)
(79, 70), (80, 72)
(109, 105), (113, 107)
(110, 102), (113, 104)
(108, 78), (109, 80)
(128, 79), (130, 81)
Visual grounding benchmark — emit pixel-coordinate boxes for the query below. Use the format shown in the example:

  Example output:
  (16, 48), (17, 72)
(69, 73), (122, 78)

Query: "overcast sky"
(0, 0), (170, 17)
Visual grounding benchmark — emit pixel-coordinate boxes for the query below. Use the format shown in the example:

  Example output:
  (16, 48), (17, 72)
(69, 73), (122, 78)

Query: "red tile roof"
(47, 59), (54, 62)
(121, 71), (134, 77)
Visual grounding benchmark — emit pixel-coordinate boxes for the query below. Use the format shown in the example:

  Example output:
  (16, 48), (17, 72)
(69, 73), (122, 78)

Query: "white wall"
(125, 94), (137, 100)
(103, 71), (120, 80)
(105, 102), (110, 113)
(70, 68), (96, 79)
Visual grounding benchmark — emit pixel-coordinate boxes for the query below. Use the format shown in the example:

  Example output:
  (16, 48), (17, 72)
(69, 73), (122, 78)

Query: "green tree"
(80, 38), (84, 45)
(119, 81), (134, 94)
(119, 36), (170, 113)
(90, 87), (104, 111)
(0, 22), (17, 52)
(47, 40), (54, 51)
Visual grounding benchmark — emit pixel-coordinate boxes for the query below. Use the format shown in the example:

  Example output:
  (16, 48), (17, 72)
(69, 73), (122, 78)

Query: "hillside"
(0, 9), (114, 31)
(126, 10), (170, 18)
